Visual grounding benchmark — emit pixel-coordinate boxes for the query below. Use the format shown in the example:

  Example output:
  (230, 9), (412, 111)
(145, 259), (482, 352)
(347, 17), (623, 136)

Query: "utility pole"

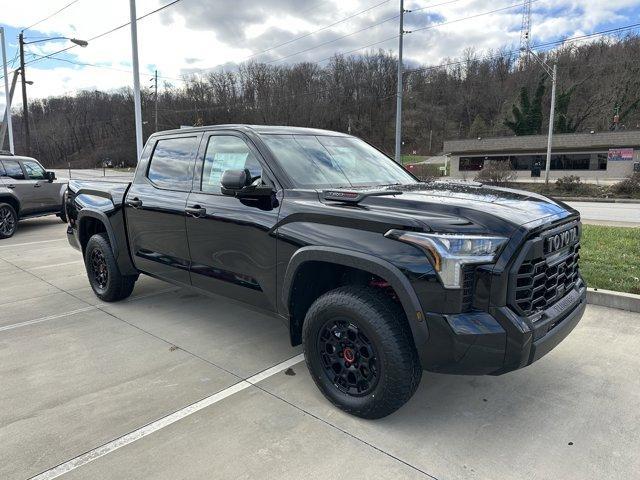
(544, 63), (557, 185)
(394, 0), (405, 164)
(1, 27), (15, 153)
(18, 32), (30, 156)
(129, 0), (144, 160)
(154, 69), (158, 132)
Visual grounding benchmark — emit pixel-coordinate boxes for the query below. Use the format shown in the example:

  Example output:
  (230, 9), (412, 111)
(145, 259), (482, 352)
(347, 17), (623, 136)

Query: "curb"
(555, 197), (640, 203)
(587, 288), (640, 313)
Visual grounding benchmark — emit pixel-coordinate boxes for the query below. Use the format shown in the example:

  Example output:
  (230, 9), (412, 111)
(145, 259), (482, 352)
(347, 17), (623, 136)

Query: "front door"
(22, 159), (61, 213)
(125, 134), (201, 286)
(186, 133), (281, 311)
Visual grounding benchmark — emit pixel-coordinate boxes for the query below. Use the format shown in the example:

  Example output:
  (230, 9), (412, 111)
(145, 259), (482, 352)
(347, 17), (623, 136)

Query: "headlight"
(385, 230), (508, 289)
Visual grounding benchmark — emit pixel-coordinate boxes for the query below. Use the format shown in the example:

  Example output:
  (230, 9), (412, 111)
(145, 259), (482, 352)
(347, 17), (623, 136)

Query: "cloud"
(0, 0), (637, 103)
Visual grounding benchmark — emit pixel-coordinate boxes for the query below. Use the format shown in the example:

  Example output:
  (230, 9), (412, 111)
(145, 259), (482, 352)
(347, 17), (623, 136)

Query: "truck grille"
(509, 226), (581, 317)
(462, 266), (475, 311)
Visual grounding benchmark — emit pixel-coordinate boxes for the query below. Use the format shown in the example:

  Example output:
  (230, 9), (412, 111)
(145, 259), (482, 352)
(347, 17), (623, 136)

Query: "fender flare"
(283, 246), (429, 364)
(77, 210), (120, 257)
(0, 191), (22, 217)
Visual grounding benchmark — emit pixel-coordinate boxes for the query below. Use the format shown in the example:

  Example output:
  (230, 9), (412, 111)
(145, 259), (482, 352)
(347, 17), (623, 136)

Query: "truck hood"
(336, 182), (578, 235)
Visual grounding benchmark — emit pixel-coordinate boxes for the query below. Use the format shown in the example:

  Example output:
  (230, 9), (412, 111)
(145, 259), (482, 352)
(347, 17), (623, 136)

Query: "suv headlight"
(385, 230), (508, 289)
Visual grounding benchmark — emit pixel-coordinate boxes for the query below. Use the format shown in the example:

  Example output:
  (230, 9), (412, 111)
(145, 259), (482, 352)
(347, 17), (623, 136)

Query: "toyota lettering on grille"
(545, 226), (578, 255)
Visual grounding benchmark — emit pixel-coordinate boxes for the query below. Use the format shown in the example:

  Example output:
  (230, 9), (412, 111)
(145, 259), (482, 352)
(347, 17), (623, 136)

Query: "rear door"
(22, 159), (60, 213)
(185, 132), (281, 311)
(124, 134), (201, 286)
(0, 159), (35, 214)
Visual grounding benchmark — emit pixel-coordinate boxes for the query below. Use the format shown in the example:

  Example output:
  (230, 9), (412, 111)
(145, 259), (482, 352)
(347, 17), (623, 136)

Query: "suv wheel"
(302, 285), (422, 419)
(85, 233), (137, 301)
(0, 203), (18, 239)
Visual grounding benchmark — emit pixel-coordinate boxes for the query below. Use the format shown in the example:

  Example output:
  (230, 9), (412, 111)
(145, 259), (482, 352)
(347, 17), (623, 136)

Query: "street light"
(18, 34), (89, 156)
(522, 46), (557, 185)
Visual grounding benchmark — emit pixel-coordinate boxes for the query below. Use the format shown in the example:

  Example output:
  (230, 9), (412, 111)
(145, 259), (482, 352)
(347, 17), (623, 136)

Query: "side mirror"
(221, 168), (273, 198)
(221, 168), (250, 193)
(45, 171), (56, 182)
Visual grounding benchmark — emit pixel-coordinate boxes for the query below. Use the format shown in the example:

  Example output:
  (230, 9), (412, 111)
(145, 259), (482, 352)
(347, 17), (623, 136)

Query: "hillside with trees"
(5, 34), (640, 168)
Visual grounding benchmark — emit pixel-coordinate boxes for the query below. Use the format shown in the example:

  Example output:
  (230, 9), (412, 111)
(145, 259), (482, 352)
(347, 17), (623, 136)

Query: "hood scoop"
(322, 188), (403, 204)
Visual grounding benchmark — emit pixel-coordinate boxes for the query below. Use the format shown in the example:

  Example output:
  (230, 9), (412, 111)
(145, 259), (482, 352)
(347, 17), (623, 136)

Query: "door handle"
(6, 184), (15, 189)
(126, 198), (143, 208)
(185, 205), (207, 218)
(34, 183), (41, 188)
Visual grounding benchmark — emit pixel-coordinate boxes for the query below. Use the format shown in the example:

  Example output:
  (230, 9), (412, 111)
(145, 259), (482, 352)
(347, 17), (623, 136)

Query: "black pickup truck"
(66, 125), (586, 418)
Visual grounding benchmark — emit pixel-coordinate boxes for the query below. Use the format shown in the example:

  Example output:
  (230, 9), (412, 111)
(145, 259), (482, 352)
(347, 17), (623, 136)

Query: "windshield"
(260, 134), (418, 188)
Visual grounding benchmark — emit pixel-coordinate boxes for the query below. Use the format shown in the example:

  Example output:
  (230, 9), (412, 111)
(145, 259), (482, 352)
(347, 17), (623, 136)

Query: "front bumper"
(420, 284), (587, 375)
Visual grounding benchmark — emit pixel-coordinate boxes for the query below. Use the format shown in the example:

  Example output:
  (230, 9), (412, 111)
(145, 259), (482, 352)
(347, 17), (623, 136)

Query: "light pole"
(18, 34), (88, 156)
(1, 27), (14, 153)
(129, 0), (144, 160)
(524, 47), (557, 185)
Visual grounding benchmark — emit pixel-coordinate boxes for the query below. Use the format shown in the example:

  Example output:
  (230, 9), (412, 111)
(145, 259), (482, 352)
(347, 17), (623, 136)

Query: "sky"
(1, 0), (640, 108)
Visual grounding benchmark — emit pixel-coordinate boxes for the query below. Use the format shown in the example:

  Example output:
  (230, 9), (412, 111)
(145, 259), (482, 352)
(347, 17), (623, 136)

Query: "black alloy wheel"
(317, 318), (379, 396)
(89, 248), (109, 290)
(303, 286), (422, 419)
(0, 204), (17, 239)
(84, 233), (137, 302)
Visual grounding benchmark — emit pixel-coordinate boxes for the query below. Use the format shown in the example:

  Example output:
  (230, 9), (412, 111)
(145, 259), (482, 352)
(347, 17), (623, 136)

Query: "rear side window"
(200, 136), (262, 193)
(147, 137), (198, 190)
(1, 160), (25, 180)
(23, 160), (46, 180)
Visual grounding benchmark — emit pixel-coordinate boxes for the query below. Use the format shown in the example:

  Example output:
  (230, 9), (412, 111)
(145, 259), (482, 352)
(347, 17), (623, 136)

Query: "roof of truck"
(0, 155), (38, 162)
(152, 124), (351, 137)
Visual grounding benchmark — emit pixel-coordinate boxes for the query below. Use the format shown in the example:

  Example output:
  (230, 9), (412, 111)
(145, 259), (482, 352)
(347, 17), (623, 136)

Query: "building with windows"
(444, 130), (640, 182)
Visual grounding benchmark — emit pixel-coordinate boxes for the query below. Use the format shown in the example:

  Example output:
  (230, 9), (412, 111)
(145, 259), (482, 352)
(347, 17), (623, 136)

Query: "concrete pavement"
(1, 216), (639, 480)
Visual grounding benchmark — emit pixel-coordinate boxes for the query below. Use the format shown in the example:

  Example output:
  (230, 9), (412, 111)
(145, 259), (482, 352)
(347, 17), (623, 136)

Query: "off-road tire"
(302, 285), (422, 419)
(0, 203), (18, 239)
(85, 233), (137, 302)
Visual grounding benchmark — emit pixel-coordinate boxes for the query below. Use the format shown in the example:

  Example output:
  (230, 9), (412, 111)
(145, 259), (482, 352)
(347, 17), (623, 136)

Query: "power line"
(23, 0), (83, 32)
(409, 0), (542, 34)
(403, 22), (640, 76)
(315, 34), (400, 64)
(242, 0), (393, 62)
(408, 0), (465, 13)
(313, 0), (538, 65)
(25, 52), (186, 83)
(22, 0), (184, 68)
(267, 12), (402, 64)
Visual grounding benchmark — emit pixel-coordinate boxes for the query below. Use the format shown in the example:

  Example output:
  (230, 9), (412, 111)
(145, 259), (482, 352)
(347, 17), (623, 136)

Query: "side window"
(200, 136), (262, 193)
(23, 160), (46, 180)
(1, 160), (25, 180)
(147, 136), (198, 190)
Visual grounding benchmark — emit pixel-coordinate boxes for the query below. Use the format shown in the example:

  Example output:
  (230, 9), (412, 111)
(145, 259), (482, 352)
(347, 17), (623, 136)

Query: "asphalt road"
(1, 216), (639, 480)
(566, 201), (640, 227)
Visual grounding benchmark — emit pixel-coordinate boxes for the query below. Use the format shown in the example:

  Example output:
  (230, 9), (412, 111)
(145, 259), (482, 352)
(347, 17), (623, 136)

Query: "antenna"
(519, 0), (532, 64)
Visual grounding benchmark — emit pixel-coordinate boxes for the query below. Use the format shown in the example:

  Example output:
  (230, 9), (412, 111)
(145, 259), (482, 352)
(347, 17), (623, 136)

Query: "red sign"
(607, 148), (634, 161)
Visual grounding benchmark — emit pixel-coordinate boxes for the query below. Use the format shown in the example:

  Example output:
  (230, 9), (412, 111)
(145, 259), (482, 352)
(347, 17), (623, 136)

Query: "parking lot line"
(0, 238), (66, 248)
(29, 260), (84, 271)
(0, 306), (96, 332)
(0, 287), (180, 333)
(29, 353), (305, 480)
